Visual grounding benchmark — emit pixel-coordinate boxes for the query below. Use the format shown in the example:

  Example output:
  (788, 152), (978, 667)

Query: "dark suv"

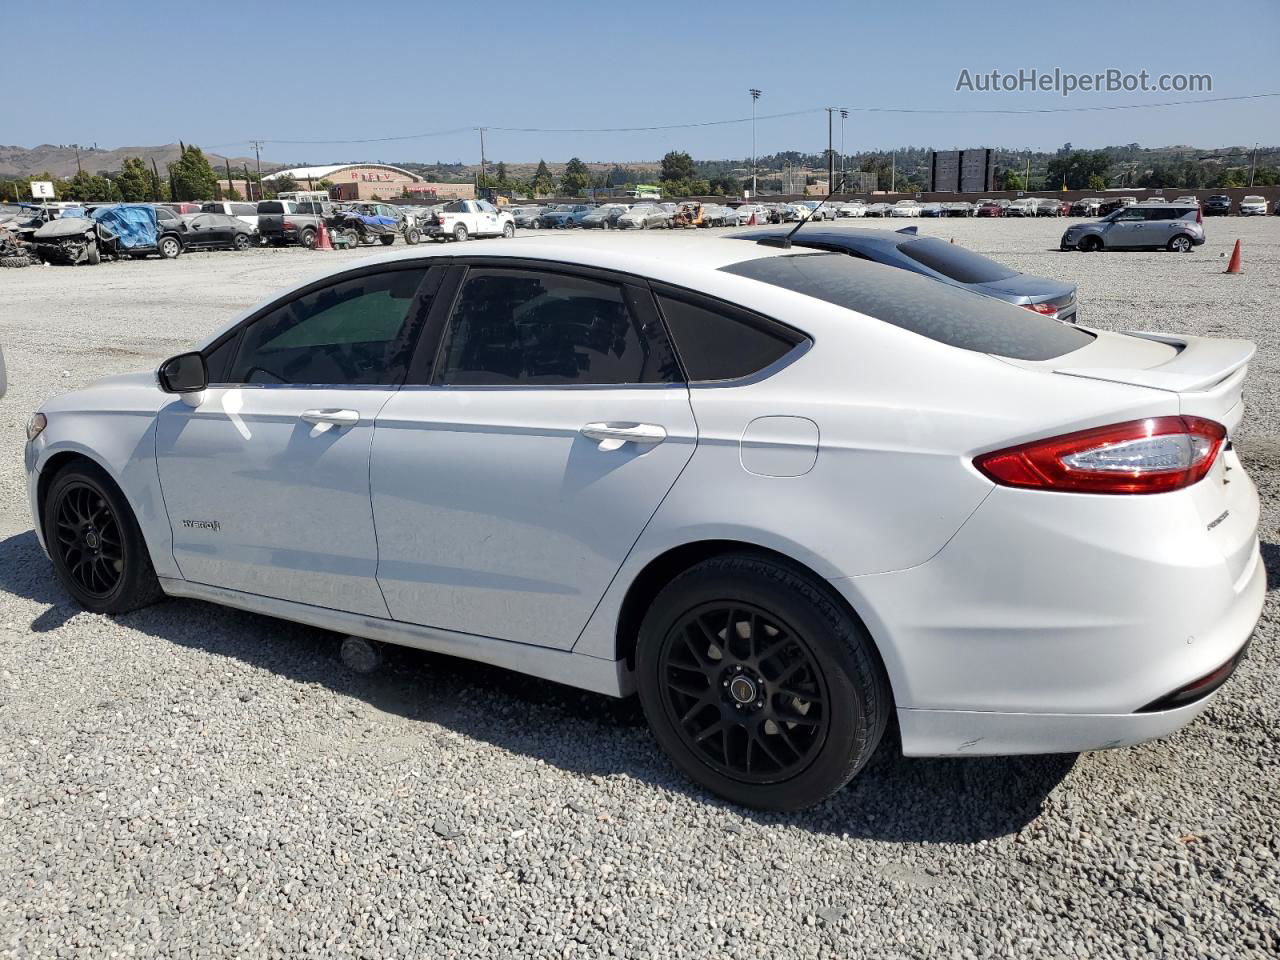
(1204, 195), (1232, 216)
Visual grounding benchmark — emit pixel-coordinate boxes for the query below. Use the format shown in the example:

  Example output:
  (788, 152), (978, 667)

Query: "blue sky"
(9, 0), (1278, 165)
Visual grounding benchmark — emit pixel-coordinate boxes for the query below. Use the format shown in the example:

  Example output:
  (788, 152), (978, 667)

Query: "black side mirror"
(158, 351), (207, 393)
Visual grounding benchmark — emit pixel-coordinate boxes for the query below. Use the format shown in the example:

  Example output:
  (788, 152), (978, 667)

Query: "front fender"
(28, 409), (178, 579)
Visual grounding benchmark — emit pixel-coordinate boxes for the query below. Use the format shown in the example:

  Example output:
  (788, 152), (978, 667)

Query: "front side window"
(227, 268), (430, 386)
(437, 269), (679, 386)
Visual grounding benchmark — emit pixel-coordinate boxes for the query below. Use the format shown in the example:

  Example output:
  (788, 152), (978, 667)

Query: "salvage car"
(733, 226), (1079, 321)
(1061, 202), (1205, 252)
(178, 213), (256, 251)
(25, 236), (1262, 811)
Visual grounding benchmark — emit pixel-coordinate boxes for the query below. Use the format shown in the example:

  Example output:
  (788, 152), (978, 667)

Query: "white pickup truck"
(430, 199), (516, 242)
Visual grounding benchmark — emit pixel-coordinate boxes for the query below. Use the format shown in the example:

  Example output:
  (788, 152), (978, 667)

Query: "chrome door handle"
(580, 422), (667, 451)
(301, 408), (360, 427)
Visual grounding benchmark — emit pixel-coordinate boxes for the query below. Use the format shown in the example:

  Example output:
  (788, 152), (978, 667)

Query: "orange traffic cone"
(748, 211), (757, 226)
(314, 220), (334, 251)
(1223, 239), (1241, 274)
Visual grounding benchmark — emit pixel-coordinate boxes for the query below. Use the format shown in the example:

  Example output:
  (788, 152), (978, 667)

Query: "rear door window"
(720, 253), (1094, 361)
(436, 268), (679, 386)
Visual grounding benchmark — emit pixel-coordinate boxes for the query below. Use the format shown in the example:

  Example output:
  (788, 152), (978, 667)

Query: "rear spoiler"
(1056, 332), (1255, 393)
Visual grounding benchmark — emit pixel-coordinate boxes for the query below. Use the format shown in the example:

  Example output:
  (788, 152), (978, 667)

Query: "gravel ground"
(0, 219), (1277, 958)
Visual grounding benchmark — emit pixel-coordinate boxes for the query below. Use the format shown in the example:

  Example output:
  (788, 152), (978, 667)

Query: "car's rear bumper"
(831, 464), (1264, 757)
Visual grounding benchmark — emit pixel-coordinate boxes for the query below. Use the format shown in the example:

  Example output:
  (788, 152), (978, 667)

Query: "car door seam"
(569, 385), (701, 654)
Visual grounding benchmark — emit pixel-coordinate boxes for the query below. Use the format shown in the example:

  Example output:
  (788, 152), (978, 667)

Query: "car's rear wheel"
(454, 224), (468, 242)
(299, 228), (316, 249)
(1079, 236), (1102, 252)
(1168, 235), (1192, 253)
(43, 461), (163, 615)
(158, 236), (181, 259)
(635, 554), (890, 811)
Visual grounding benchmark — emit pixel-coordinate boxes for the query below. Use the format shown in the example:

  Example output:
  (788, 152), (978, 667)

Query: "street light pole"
(749, 89), (761, 197)
(826, 107), (834, 195)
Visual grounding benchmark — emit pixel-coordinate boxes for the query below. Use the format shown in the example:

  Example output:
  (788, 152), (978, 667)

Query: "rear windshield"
(257, 202), (285, 214)
(897, 237), (1018, 284)
(720, 253), (1094, 361)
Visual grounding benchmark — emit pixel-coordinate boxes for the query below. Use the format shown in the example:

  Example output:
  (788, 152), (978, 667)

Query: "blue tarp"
(90, 205), (157, 249)
(355, 214), (398, 227)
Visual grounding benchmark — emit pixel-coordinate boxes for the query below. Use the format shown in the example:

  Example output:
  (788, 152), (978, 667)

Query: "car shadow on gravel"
(1, 528), (1073, 843)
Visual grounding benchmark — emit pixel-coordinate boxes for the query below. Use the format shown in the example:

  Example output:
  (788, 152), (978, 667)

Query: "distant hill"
(0, 143), (265, 178)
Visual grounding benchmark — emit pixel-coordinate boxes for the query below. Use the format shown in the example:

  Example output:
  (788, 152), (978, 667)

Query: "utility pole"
(1024, 153), (1031, 192)
(839, 108), (848, 189)
(478, 127), (488, 194)
(250, 140), (265, 202)
(825, 108), (835, 195)
(749, 89), (761, 197)
(1249, 142), (1258, 187)
(74, 145), (83, 176)
(891, 151), (896, 193)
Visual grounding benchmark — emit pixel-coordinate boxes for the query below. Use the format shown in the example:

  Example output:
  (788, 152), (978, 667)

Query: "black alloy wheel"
(636, 554), (890, 811)
(43, 462), (163, 614)
(658, 601), (829, 784)
(53, 481), (124, 600)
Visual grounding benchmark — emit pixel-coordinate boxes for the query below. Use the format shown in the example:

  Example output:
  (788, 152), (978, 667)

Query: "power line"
(208, 92), (1278, 149)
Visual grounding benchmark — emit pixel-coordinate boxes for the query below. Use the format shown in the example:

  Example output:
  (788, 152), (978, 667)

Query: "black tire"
(0, 255), (31, 268)
(502, 222), (515, 239)
(379, 234), (396, 246)
(1079, 236), (1102, 253)
(86, 243), (101, 266)
(299, 228), (316, 249)
(233, 233), (252, 251)
(405, 228), (421, 245)
(635, 553), (890, 811)
(453, 224), (468, 242)
(43, 460), (163, 615)
(1167, 235), (1192, 253)
(158, 236), (181, 259)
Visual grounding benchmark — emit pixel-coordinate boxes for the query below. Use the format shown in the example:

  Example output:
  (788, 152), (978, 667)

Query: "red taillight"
(1021, 302), (1058, 316)
(283, 219), (295, 230)
(436, 213), (446, 225)
(1196, 206), (1203, 224)
(974, 416), (1226, 494)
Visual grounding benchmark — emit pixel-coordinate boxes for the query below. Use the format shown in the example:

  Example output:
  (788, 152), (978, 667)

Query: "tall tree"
(61, 170), (117, 202)
(560, 157), (591, 196)
(660, 151), (696, 183)
(168, 144), (219, 201)
(114, 156), (156, 201)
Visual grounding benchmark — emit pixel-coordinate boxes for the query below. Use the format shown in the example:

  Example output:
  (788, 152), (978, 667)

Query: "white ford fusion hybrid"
(26, 235), (1262, 810)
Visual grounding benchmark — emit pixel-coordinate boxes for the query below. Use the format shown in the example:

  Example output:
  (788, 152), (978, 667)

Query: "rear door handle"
(580, 422), (667, 451)
(301, 408), (360, 428)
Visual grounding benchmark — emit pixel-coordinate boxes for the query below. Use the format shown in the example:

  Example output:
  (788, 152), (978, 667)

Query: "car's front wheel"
(1079, 236), (1102, 252)
(502, 222), (515, 239)
(636, 554), (890, 811)
(43, 461), (163, 615)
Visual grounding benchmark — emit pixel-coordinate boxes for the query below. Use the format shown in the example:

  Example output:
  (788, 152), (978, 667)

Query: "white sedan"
(837, 202), (866, 218)
(25, 236), (1263, 811)
(890, 200), (921, 217)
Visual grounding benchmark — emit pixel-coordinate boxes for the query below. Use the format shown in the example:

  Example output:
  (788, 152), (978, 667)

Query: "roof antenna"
(758, 173), (845, 249)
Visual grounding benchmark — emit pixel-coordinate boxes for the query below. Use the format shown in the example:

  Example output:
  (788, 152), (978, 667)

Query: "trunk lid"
(1052, 329), (1254, 434)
